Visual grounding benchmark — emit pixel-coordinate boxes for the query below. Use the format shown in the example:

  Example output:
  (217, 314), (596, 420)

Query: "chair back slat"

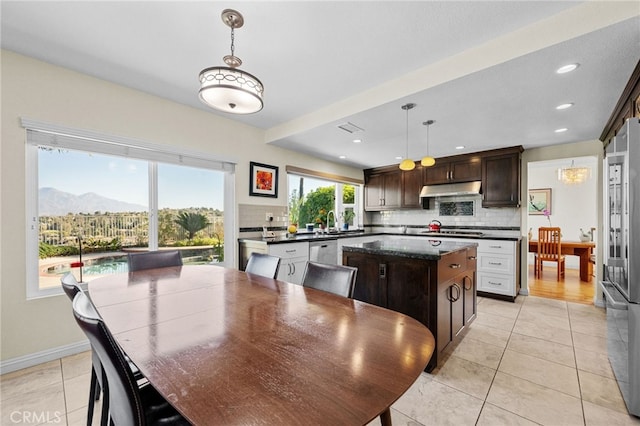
(538, 227), (562, 260)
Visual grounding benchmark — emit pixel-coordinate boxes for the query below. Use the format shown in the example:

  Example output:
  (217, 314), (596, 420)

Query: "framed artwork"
(528, 188), (551, 215)
(249, 162), (278, 198)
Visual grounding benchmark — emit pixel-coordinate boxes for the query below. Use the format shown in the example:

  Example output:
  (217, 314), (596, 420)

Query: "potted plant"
(340, 210), (356, 230)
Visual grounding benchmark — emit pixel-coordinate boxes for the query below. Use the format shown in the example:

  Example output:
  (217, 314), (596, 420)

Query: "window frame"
(24, 119), (236, 299)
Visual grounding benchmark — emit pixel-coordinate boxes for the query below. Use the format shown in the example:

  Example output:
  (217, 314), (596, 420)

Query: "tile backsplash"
(366, 195), (521, 229)
(238, 203), (288, 237)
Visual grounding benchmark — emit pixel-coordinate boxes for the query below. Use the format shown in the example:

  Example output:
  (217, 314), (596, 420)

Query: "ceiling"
(2, 1), (639, 169)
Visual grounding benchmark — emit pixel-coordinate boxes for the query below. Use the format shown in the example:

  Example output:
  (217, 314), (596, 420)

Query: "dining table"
(528, 240), (596, 282)
(88, 265), (435, 425)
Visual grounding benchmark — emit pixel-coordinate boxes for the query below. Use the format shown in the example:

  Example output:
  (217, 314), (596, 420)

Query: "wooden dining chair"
(71, 290), (190, 426)
(245, 253), (281, 279)
(301, 261), (358, 298)
(127, 250), (183, 272)
(535, 227), (565, 281)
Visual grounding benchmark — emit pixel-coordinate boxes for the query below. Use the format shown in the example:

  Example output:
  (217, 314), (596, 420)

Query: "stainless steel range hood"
(419, 181), (482, 198)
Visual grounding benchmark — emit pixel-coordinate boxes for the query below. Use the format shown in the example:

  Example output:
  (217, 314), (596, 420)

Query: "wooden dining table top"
(88, 265), (435, 425)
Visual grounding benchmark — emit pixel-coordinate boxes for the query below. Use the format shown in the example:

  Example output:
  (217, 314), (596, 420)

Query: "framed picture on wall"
(249, 161), (278, 198)
(528, 188), (551, 215)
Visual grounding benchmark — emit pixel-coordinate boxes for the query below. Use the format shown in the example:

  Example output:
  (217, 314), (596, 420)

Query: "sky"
(39, 148), (224, 210)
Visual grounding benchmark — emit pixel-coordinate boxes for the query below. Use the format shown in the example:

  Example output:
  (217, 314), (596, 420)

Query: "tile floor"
(2, 295), (639, 425)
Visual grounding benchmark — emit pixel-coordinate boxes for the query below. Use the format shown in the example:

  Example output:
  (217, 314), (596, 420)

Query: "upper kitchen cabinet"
(364, 165), (423, 211)
(481, 146), (523, 208)
(424, 155), (482, 185)
(600, 60), (640, 149)
(364, 168), (401, 211)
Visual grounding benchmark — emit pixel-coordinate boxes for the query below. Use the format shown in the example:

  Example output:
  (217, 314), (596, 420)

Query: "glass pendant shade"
(399, 159), (416, 171)
(421, 156), (435, 167)
(558, 161), (590, 184)
(199, 66), (264, 114)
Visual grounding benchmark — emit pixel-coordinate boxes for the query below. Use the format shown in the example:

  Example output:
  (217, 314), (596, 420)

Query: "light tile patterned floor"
(2, 295), (639, 425)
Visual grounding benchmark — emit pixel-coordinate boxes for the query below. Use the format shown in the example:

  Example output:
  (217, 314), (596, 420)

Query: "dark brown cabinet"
(364, 166), (422, 211)
(424, 156), (481, 185)
(344, 246), (476, 372)
(364, 170), (401, 210)
(401, 166), (423, 208)
(481, 147), (522, 208)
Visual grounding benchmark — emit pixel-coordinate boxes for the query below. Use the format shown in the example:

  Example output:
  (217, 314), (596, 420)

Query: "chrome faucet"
(326, 210), (337, 233)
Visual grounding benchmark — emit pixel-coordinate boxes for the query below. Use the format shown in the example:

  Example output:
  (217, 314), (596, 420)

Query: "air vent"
(337, 122), (364, 134)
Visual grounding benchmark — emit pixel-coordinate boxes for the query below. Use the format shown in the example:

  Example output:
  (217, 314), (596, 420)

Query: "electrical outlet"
(265, 212), (273, 221)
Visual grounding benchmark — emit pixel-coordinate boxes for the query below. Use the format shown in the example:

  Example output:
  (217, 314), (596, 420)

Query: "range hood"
(419, 181), (482, 198)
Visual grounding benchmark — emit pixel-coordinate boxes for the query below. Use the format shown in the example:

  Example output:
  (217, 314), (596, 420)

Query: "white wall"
(0, 50), (363, 364)
(528, 156), (598, 268)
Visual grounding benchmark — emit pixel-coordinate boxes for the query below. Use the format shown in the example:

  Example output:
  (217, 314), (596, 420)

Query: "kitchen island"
(342, 239), (477, 372)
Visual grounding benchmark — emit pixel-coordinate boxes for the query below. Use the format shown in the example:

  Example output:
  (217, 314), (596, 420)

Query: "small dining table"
(528, 240), (596, 282)
(88, 265), (435, 425)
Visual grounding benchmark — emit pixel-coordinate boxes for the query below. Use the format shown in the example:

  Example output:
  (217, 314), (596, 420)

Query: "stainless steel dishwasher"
(309, 240), (338, 265)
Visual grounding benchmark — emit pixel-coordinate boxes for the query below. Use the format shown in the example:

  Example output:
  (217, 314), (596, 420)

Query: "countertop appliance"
(428, 220), (442, 232)
(309, 240), (338, 265)
(602, 117), (639, 417)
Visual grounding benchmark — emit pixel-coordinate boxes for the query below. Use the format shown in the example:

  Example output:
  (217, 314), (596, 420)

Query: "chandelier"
(558, 160), (590, 184)
(198, 9), (264, 114)
(399, 103), (416, 171)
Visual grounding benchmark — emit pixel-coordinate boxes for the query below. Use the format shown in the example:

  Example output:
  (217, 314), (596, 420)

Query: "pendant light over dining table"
(399, 103), (416, 171)
(198, 9), (264, 114)
(421, 120), (436, 167)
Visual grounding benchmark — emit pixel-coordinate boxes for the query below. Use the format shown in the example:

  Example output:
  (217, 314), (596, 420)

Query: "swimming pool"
(45, 250), (216, 276)
(46, 255), (129, 276)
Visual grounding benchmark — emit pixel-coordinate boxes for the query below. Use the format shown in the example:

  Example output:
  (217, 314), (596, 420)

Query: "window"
(25, 120), (235, 298)
(287, 173), (362, 231)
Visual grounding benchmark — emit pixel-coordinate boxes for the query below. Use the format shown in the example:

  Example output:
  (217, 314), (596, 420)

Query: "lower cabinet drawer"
(477, 253), (513, 274)
(477, 272), (515, 296)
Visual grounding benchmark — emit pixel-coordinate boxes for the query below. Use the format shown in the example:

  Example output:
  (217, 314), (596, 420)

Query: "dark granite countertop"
(238, 230), (520, 245)
(341, 239), (477, 261)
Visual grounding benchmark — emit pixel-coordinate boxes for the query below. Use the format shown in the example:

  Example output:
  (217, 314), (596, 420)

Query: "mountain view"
(39, 187), (147, 216)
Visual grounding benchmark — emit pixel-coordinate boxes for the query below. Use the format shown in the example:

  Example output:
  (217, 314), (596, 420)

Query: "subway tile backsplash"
(365, 195), (521, 229)
(238, 203), (288, 231)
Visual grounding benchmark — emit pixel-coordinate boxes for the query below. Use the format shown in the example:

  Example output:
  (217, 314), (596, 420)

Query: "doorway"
(526, 156), (598, 304)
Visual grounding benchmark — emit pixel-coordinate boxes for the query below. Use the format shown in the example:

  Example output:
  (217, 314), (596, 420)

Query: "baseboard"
(0, 340), (90, 375)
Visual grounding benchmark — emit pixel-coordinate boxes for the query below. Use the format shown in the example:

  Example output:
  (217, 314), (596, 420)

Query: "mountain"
(39, 187), (147, 216)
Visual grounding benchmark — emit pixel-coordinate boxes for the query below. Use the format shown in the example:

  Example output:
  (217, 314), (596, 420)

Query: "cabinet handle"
(291, 262), (296, 276)
(450, 170), (454, 180)
(449, 263), (461, 269)
(288, 263), (293, 276)
(286, 249), (297, 254)
(468, 256), (477, 260)
(488, 262), (503, 266)
(450, 283), (461, 302)
(488, 245), (502, 249)
(487, 281), (502, 286)
(379, 263), (387, 278)
(463, 276), (472, 291)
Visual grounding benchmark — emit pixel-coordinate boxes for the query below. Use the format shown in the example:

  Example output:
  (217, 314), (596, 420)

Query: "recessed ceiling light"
(556, 64), (579, 74)
(555, 128), (568, 133)
(353, 139), (362, 143)
(556, 103), (574, 110)
(395, 156), (403, 160)
(455, 146), (465, 150)
(339, 155), (346, 159)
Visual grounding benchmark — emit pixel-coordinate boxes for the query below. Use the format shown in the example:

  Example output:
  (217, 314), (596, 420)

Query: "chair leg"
(87, 368), (97, 426)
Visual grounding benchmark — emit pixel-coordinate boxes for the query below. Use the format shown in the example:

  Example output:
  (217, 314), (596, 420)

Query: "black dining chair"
(244, 253), (281, 279)
(61, 273), (108, 426)
(71, 290), (190, 426)
(127, 250), (183, 272)
(301, 261), (358, 298)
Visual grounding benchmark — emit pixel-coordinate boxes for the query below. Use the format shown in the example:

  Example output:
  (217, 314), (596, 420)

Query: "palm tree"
(174, 212), (209, 240)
